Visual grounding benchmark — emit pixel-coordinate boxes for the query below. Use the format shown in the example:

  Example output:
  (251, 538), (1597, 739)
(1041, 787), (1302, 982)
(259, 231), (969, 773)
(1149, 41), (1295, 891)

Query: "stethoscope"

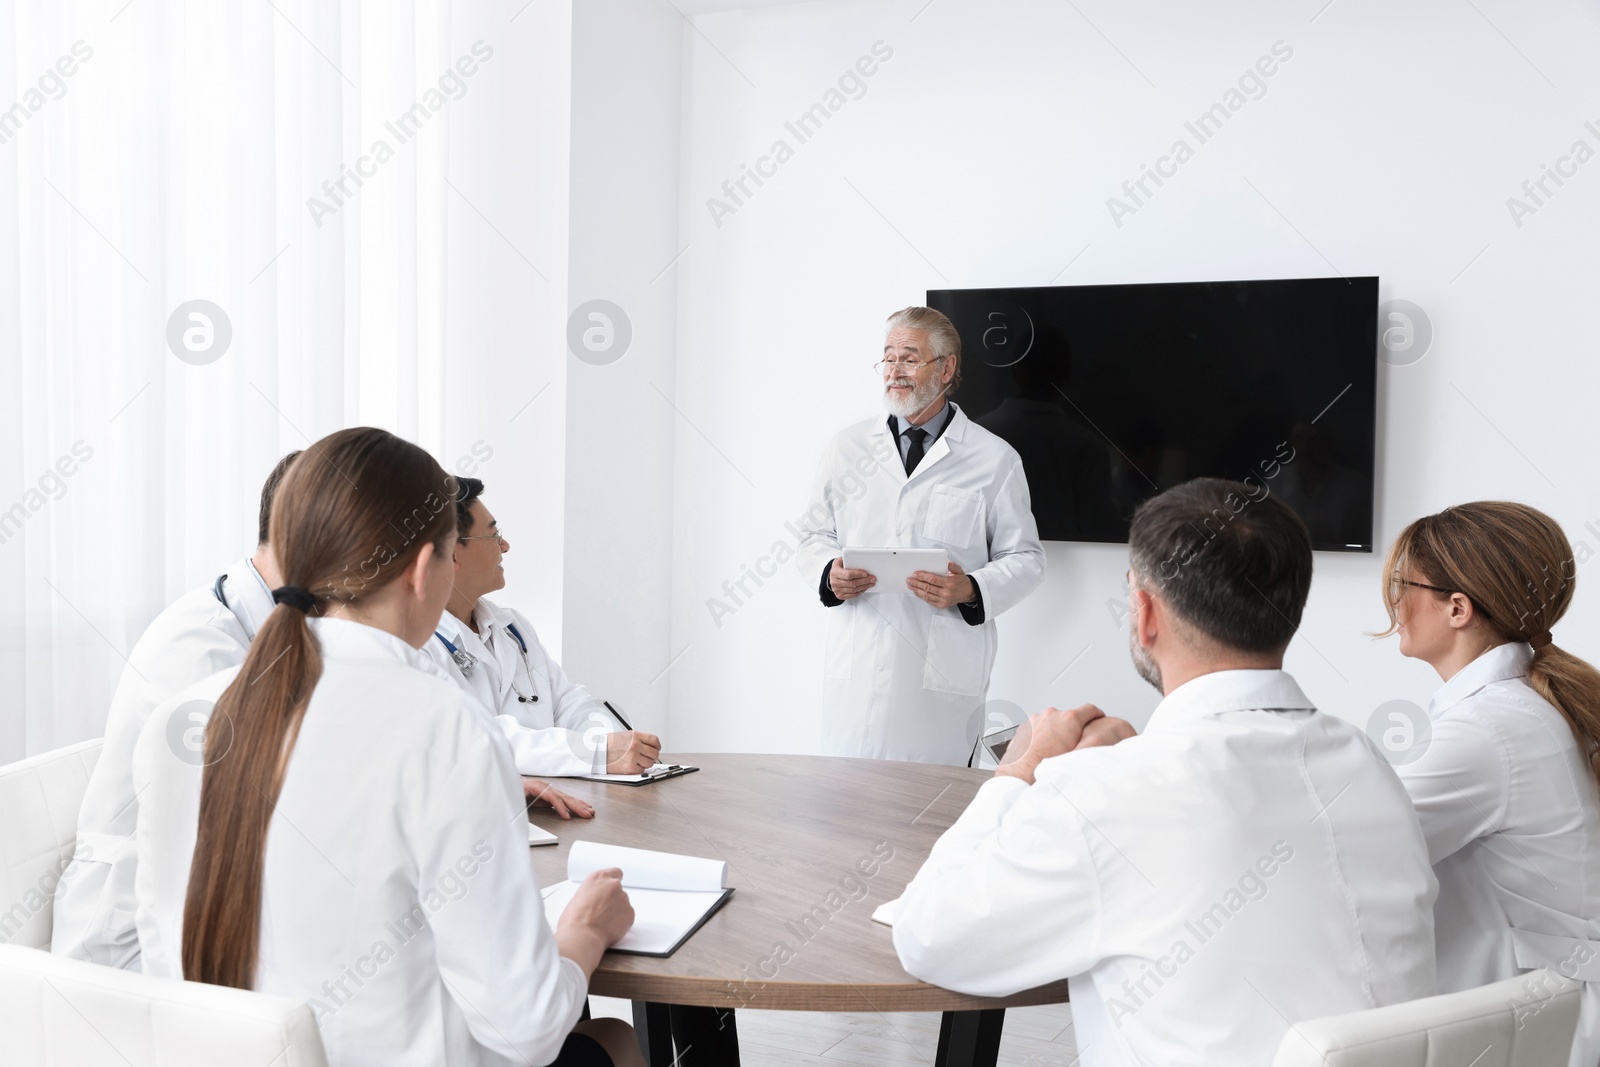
(434, 622), (540, 703)
(213, 567), (272, 611)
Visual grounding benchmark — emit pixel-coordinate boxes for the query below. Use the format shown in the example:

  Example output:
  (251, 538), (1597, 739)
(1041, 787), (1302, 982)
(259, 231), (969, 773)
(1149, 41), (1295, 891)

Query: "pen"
(602, 700), (634, 731)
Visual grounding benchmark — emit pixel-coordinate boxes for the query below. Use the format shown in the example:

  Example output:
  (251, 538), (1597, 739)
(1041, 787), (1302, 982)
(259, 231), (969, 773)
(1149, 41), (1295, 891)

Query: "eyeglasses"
(874, 356), (945, 373)
(1388, 574), (1493, 619)
(459, 529), (507, 544)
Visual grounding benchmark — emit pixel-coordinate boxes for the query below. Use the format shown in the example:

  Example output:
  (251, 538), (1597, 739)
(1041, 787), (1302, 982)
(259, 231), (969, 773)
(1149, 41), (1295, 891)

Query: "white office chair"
(1272, 969), (1582, 1067)
(0, 738), (102, 950)
(0, 943), (329, 1066)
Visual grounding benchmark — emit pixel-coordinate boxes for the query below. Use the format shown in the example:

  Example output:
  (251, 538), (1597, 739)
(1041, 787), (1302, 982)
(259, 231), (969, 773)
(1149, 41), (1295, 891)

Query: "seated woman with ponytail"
(1380, 501), (1600, 1067)
(132, 427), (642, 1067)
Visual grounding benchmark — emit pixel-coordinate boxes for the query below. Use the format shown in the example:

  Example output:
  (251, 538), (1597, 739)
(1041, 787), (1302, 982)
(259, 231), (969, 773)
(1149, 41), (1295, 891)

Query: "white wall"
(649, 0), (1600, 754)
(444, 0), (573, 656)
(557, 2), (686, 735)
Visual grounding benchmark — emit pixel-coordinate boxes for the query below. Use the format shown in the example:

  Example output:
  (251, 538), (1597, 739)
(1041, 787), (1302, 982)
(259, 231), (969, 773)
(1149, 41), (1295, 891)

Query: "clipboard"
(554, 764), (700, 786)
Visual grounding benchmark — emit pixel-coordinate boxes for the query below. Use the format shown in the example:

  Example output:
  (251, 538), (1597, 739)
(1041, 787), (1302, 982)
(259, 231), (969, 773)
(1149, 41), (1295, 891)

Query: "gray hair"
(885, 306), (962, 393)
(1128, 477), (1312, 654)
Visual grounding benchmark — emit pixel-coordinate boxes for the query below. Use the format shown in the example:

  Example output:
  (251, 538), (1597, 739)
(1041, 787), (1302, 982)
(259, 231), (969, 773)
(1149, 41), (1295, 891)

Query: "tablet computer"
(840, 548), (950, 595)
(982, 725), (1019, 765)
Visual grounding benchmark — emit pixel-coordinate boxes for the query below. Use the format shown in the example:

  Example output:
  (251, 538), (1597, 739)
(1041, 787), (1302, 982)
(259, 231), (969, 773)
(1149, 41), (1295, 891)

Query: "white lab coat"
(51, 555), (274, 968)
(893, 669), (1438, 1067)
(132, 617), (587, 1067)
(421, 598), (612, 777)
(796, 405), (1045, 764)
(1396, 641), (1600, 1067)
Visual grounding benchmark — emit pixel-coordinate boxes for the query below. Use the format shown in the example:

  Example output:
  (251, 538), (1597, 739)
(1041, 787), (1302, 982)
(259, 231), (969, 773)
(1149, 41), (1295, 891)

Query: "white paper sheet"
(568, 840), (728, 892)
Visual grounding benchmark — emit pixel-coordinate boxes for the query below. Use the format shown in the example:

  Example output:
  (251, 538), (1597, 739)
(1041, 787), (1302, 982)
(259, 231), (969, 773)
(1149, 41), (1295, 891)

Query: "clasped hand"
(995, 704), (1137, 784)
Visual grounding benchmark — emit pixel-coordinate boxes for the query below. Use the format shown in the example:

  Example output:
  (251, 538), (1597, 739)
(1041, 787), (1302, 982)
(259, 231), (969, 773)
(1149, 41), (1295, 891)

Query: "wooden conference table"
(527, 753), (1070, 1067)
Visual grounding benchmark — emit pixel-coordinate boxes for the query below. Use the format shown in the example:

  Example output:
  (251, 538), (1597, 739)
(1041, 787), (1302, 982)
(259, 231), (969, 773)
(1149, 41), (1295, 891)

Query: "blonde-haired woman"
(1382, 501), (1600, 1066)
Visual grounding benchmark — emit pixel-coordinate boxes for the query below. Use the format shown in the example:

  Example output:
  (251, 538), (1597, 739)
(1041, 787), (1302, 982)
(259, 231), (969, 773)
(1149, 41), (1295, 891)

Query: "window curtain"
(0, 0), (503, 761)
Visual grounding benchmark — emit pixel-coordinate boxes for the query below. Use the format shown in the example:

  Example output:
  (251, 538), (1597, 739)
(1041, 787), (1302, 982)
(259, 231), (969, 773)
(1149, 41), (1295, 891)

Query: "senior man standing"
(797, 306), (1045, 764)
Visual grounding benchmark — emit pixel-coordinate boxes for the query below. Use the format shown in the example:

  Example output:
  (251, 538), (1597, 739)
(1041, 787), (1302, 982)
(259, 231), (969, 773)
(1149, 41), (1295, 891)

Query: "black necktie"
(903, 426), (928, 475)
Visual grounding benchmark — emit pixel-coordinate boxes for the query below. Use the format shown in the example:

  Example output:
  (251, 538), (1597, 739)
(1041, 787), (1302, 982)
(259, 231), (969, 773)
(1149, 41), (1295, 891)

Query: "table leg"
(631, 1001), (674, 1066)
(668, 1005), (740, 1066)
(935, 1009), (1005, 1067)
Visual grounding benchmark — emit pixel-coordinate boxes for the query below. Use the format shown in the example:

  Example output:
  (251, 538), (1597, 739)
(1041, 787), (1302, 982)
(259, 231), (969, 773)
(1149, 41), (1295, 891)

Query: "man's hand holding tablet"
(829, 556), (876, 600)
(838, 548), (950, 599)
(907, 561), (975, 608)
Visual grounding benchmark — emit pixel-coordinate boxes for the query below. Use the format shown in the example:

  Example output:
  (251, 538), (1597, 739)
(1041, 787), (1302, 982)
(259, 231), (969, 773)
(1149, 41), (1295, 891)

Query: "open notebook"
(541, 841), (734, 957)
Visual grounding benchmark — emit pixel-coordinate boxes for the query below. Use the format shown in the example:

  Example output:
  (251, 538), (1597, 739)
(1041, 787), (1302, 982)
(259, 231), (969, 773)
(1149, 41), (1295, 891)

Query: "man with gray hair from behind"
(891, 477), (1438, 1066)
(796, 305), (1044, 765)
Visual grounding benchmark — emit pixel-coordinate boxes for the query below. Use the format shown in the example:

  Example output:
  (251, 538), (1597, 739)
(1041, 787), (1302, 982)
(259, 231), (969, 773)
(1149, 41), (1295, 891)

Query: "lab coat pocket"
(922, 615), (986, 696)
(825, 606), (855, 680)
(921, 485), (983, 548)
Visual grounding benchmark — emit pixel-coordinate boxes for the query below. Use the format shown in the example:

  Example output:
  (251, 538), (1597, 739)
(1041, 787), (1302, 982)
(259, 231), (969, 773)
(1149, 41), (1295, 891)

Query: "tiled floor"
(591, 997), (1081, 1066)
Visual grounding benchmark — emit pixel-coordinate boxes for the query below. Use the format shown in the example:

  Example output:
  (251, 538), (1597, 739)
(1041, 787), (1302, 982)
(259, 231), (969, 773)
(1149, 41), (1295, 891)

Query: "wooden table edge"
(589, 972), (1072, 1013)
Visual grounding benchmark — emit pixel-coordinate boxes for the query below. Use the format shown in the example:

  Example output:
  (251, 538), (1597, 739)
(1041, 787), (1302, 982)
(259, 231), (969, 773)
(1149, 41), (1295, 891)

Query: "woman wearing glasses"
(1381, 502), (1600, 1067)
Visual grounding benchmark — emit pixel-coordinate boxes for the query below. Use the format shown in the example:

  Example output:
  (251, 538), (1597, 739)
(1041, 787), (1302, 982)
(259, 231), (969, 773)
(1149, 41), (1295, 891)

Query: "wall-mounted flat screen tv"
(927, 276), (1377, 552)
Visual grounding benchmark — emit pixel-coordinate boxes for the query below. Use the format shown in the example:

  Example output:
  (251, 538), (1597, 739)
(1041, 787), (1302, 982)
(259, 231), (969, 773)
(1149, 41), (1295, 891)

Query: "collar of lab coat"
(435, 606), (486, 662)
(471, 596), (518, 651)
(1429, 640), (1532, 718)
(435, 597), (512, 657)
(224, 555), (278, 641)
(308, 616), (445, 677)
(871, 403), (969, 482)
(436, 606), (467, 643)
(1143, 668), (1317, 734)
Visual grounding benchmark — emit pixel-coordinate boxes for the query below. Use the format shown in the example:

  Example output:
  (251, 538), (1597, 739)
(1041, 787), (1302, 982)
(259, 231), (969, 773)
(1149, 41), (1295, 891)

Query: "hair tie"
(1529, 630), (1554, 650)
(272, 585), (317, 614)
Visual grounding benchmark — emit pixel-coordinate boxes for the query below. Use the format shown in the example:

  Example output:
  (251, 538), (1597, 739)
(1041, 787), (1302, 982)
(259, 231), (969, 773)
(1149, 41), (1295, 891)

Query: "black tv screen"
(927, 277), (1377, 552)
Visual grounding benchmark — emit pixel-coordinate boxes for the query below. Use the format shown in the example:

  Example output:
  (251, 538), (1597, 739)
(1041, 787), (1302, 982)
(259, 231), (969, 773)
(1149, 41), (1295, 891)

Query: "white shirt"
(1397, 641), (1600, 1067)
(422, 598), (611, 776)
(893, 669), (1438, 1067)
(795, 405), (1046, 763)
(51, 555), (273, 968)
(133, 617), (586, 1067)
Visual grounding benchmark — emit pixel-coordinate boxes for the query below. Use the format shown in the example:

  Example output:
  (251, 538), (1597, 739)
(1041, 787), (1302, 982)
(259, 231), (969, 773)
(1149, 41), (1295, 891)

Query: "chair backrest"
(0, 738), (102, 950)
(0, 943), (328, 1066)
(1271, 969), (1582, 1067)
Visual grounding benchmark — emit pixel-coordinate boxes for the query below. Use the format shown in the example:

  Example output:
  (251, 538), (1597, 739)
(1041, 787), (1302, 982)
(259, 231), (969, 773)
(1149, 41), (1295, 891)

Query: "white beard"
(882, 375), (946, 420)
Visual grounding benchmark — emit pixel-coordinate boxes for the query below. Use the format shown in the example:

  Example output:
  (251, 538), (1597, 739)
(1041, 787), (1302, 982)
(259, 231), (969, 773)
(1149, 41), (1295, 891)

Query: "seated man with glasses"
(795, 305), (1046, 764)
(423, 477), (662, 785)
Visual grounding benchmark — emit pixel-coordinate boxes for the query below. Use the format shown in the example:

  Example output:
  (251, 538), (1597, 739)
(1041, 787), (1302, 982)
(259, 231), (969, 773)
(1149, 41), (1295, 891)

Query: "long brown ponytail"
(182, 427), (457, 989)
(1378, 501), (1600, 782)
